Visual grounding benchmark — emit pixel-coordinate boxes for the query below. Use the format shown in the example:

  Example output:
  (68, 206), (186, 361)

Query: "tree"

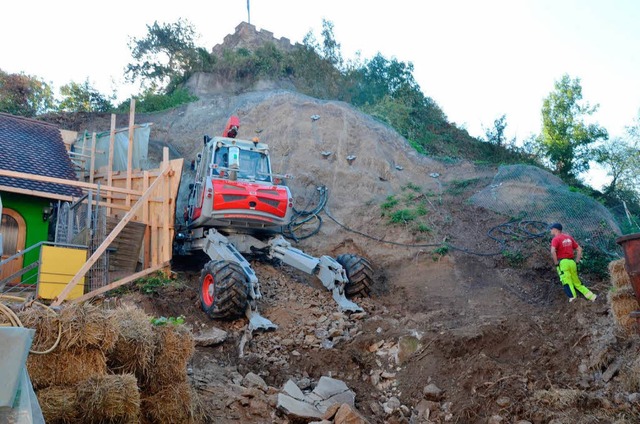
(0, 69), (55, 117)
(483, 114), (508, 146)
(595, 119), (640, 194)
(320, 19), (342, 68)
(58, 79), (114, 112)
(537, 74), (608, 180)
(125, 18), (207, 91)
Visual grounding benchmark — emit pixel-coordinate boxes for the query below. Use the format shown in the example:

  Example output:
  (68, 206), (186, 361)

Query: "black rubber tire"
(199, 260), (249, 320)
(336, 254), (373, 297)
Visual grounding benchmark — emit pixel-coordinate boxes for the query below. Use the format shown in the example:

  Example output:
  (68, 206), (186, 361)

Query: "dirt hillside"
(49, 88), (640, 423)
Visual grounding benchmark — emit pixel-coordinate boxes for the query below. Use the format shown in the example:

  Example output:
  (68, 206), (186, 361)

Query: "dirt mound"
(44, 88), (640, 422)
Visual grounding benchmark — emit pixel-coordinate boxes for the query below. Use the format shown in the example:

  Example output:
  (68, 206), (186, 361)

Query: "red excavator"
(174, 116), (372, 331)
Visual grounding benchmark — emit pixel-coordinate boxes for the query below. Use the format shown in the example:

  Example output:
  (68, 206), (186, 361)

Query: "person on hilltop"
(549, 222), (597, 302)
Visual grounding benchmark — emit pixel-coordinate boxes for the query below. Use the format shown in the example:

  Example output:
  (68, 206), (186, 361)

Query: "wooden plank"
(126, 99), (136, 207)
(71, 262), (168, 304)
(162, 148), (170, 262)
(107, 114), (116, 215)
(0, 185), (74, 202)
(89, 132), (96, 183)
(0, 170), (142, 196)
(143, 170), (150, 268)
(52, 165), (168, 306)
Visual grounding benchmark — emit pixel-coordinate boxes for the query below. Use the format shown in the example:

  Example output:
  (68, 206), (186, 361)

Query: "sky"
(2, 0), (640, 188)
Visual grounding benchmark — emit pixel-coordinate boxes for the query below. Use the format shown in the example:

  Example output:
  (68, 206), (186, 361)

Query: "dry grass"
(107, 305), (156, 379)
(18, 302), (117, 352)
(532, 388), (585, 407)
(37, 386), (79, 424)
(620, 355), (640, 392)
(608, 286), (640, 335)
(28, 348), (107, 390)
(141, 381), (195, 424)
(609, 259), (631, 289)
(76, 374), (140, 424)
(143, 324), (195, 393)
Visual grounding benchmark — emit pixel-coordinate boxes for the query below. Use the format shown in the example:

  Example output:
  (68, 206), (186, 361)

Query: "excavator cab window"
(213, 146), (270, 182)
(238, 149), (270, 182)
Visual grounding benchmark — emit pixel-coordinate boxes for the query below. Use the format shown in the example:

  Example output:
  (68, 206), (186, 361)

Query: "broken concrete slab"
(277, 376), (357, 422)
(193, 327), (228, 346)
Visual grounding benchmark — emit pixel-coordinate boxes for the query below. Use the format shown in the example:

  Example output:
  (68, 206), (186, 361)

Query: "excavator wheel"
(199, 260), (249, 320)
(336, 254), (373, 297)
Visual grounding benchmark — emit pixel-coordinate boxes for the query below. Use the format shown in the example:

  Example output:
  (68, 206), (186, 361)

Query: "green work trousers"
(556, 259), (596, 300)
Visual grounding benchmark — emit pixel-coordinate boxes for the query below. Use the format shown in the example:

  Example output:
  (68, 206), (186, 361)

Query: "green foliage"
(402, 182), (421, 192)
(580, 245), (611, 279)
(536, 74), (608, 180)
(117, 87), (197, 113)
(594, 120), (640, 195)
(150, 315), (185, 326)
(415, 223), (431, 233)
(446, 178), (480, 195)
(125, 18), (204, 90)
(503, 249), (525, 267)
(58, 79), (114, 112)
(0, 69), (55, 117)
(380, 195), (398, 212)
(381, 188), (432, 233)
(483, 114), (509, 146)
(133, 272), (173, 294)
(433, 244), (449, 259)
(390, 209), (417, 224)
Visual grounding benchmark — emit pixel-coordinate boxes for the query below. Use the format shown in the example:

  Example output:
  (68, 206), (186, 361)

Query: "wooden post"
(107, 114), (116, 214)
(151, 210), (158, 267)
(89, 132), (96, 183)
(52, 165), (168, 306)
(162, 147), (170, 262)
(80, 132), (87, 180)
(143, 170), (150, 268)
(126, 99), (136, 207)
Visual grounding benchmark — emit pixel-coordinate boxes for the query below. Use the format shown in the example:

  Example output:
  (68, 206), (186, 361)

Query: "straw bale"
(18, 302), (117, 352)
(608, 286), (640, 334)
(37, 385), (79, 424)
(609, 258), (631, 289)
(620, 356), (640, 392)
(141, 381), (195, 424)
(108, 305), (156, 379)
(76, 374), (140, 424)
(28, 348), (107, 390)
(143, 324), (195, 393)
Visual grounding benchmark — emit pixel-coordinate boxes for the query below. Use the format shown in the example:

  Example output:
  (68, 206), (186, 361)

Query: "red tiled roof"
(0, 113), (82, 198)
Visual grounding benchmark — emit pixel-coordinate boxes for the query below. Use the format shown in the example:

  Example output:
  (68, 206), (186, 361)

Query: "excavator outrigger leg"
(196, 229), (363, 332)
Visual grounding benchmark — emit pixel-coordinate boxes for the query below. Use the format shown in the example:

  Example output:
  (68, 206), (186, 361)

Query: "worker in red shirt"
(549, 223), (597, 302)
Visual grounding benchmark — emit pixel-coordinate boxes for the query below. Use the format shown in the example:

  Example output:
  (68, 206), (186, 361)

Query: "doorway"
(1, 208), (26, 285)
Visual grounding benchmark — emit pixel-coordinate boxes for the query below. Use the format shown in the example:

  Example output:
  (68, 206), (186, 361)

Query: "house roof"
(0, 113), (82, 198)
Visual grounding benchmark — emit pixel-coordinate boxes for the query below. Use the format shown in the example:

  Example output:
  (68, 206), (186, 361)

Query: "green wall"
(1, 191), (51, 283)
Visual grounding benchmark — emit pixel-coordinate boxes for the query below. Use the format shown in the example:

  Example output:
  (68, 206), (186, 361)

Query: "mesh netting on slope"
(470, 165), (622, 257)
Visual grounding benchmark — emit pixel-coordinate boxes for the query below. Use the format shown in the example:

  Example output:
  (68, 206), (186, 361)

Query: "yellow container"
(37, 245), (87, 300)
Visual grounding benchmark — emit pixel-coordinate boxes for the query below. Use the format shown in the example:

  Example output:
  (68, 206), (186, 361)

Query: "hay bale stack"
(37, 386), (79, 424)
(141, 382), (196, 424)
(28, 348), (107, 390)
(107, 305), (156, 379)
(608, 286), (640, 334)
(142, 324), (195, 393)
(18, 303), (117, 352)
(76, 374), (140, 424)
(609, 258), (631, 289)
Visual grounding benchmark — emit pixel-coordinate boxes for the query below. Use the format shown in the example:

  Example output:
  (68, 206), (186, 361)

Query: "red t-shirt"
(551, 233), (579, 260)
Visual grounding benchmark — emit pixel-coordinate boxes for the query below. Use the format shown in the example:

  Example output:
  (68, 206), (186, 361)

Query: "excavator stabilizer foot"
(332, 287), (363, 313)
(246, 306), (278, 332)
